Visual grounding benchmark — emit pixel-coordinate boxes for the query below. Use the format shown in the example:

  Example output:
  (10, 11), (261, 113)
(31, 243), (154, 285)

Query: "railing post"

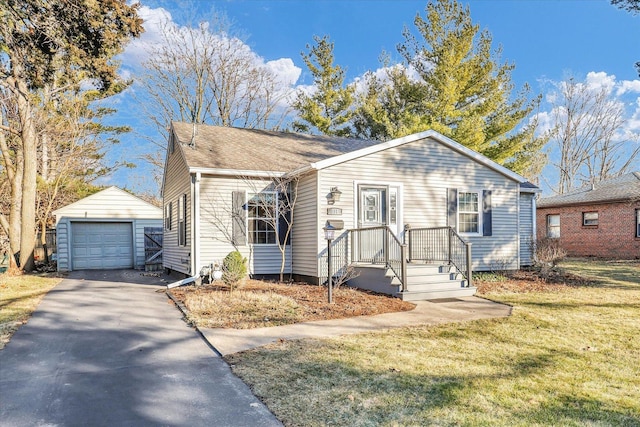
(406, 227), (412, 262)
(400, 244), (408, 292)
(383, 228), (389, 267)
(448, 227), (453, 265)
(350, 230), (356, 263)
(466, 242), (473, 288)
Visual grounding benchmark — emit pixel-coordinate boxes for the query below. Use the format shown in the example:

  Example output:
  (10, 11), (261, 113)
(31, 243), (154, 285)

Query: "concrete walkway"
(196, 296), (512, 356)
(0, 270), (281, 427)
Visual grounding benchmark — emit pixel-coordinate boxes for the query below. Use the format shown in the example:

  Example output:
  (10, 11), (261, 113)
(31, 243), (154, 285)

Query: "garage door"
(71, 222), (133, 270)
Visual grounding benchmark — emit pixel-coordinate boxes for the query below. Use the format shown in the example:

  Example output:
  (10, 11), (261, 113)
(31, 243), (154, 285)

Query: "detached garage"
(54, 187), (162, 271)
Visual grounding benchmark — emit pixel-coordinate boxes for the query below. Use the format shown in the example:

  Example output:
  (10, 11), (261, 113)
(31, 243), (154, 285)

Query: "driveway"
(0, 270), (281, 426)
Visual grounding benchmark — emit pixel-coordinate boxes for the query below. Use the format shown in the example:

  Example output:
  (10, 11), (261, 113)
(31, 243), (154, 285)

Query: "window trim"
(246, 191), (279, 245)
(457, 190), (482, 235)
(582, 211), (599, 226)
(636, 208), (640, 238)
(547, 214), (560, 239)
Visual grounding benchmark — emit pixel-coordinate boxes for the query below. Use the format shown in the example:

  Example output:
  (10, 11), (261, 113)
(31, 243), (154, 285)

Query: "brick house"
(536, 172), (640, 259)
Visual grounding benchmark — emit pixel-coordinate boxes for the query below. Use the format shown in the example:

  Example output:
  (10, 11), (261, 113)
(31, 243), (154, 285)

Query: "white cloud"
(616, 79), (640, 96)
(585, 71), (616, 93)
(265, 58), (301, 87)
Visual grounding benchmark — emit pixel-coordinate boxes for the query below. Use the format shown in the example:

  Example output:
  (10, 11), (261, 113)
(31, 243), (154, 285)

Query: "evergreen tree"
(353, 0), (546, 177)
(292, 35), (355, 137)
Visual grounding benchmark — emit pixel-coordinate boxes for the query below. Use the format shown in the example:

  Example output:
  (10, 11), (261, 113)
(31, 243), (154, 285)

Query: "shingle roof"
(538, 172), (640, 207)
(171, 122), (377, 173)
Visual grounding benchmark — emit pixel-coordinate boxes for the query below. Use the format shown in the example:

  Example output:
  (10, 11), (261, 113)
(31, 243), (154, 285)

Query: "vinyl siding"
(291, 172), (320, 278)
(162, 143), (192, 275)
(317, 136), (521, 271)
(198, 175), (292, 275)
(519, 192), (535, 266)
(54, 187), (162, 272)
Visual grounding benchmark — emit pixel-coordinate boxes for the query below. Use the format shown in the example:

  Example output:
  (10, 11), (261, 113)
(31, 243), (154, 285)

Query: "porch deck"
(322, 226), (476, 301)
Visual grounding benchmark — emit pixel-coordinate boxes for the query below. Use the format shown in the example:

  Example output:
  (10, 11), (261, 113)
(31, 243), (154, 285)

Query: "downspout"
(191, 172), (201, 277)
(516, 183), (521, 268)
(532, 194), (537, 263)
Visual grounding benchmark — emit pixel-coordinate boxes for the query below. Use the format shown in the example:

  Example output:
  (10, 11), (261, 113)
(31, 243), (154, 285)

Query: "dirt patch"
(476, 267), (592, 294)
(168, 279), (416, 329)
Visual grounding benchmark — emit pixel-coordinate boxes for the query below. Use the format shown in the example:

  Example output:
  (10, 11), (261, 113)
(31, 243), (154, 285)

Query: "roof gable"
(538, 172), (640, 207)
(54, 186), (162, 217)
(169, 122), (533, 186)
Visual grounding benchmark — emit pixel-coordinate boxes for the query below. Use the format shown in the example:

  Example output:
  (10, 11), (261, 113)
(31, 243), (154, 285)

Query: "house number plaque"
(327, 207), (342, 215)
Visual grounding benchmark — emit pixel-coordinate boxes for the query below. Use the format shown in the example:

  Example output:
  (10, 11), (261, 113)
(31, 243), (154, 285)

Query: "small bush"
(222, 251), (247, 290)
(535, 237), (567, 278)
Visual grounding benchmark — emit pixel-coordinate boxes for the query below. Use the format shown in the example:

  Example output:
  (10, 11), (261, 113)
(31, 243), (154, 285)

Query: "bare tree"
(137, 16), (295, 182)
(547, 77), (640, 194)
(242, 175), (299, 282)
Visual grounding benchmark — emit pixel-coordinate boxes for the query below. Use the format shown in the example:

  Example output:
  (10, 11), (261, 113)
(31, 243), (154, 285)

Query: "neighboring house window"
(164, 202), (172, 230)
(458, 191), (481, 234)
(636, 209), (640, 238)
(583, 211), (599, 226)
(247, 192), (277, 244)
(547, 214), (560, 238)
(178, 194), (187, 246)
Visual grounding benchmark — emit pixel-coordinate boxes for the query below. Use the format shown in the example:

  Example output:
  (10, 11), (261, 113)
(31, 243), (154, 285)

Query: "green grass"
(0, 273), (62, 349)
(226, 260), (640, 426)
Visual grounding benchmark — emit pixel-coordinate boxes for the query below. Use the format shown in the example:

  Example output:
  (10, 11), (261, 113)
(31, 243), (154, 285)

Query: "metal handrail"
(406, 226), (472, 287)
(349, 226), (407, 291)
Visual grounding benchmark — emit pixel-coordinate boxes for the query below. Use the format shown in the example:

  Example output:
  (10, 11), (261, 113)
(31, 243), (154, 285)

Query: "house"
(162, 122), (540, 300)
(536, 172), (640, 259)
(54, 186), (163, 271)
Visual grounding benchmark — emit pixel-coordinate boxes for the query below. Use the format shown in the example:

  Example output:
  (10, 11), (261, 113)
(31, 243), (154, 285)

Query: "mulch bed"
(168, 279), (416, 325)
(475, 267), (593, 294)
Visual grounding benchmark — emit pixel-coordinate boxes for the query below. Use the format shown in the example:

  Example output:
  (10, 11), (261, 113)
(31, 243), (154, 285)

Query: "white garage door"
(71, 222), (133, 270)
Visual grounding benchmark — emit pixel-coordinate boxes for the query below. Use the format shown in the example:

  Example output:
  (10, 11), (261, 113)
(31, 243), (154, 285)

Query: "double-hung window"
(547, 214), (560, 238)
(178, 194), (186, 246)
(458, 191), (481, 234)
(247, 192), (277, 244)
(583, 211), (598, 226)
(164, 202), (172, 230)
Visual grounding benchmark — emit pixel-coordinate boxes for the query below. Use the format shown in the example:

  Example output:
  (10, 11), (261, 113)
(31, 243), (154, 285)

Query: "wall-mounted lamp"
(327, 186), (342, 205)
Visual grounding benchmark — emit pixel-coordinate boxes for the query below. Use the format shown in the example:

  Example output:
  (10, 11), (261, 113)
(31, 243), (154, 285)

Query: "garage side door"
(71, 222), (133, 270)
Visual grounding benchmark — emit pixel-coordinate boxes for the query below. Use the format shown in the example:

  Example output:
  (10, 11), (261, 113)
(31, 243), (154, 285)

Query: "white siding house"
(162, 122), (540, 299)
(54, 186), (162, 271)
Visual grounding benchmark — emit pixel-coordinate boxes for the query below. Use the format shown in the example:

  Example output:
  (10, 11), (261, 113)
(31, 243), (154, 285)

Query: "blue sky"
(106, 0), (640, 195)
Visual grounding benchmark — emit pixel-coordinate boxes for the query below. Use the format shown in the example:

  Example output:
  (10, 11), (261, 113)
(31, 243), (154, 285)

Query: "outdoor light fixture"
(328, 186), (342, 204)
(323, 222), (336, 303)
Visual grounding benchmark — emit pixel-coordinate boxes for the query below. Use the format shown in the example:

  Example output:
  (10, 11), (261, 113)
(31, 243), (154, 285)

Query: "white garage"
(54, 187), (162, 271)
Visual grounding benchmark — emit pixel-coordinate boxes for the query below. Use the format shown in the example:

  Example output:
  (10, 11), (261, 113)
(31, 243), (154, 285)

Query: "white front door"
(358, 185), (401, 236)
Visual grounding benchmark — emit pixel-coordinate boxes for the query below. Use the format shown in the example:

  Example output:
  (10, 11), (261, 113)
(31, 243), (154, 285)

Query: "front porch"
(321, 226), (476, 301)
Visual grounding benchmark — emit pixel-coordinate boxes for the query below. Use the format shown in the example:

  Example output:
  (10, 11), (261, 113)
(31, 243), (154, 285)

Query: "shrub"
(535, 237), (567, 278)
(222, 251), (247, 290)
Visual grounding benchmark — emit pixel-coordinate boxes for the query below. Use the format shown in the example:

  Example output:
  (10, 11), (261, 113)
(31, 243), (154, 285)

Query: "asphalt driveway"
(0, 270), (281, 426)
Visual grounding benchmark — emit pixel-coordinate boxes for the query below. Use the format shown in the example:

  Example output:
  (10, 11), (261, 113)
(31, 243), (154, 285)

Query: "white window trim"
(583, 211), (599, 226)
(246, 190), (279, 246)
(178, 194), (186, 246)
(457, 190), (482, 236)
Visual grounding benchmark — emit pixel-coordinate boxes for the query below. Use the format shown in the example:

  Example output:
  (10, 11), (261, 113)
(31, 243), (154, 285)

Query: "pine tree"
(292, 35), (355, 137)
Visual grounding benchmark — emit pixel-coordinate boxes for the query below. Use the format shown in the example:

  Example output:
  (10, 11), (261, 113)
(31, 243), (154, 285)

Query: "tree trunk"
(15, 76), (37, 272)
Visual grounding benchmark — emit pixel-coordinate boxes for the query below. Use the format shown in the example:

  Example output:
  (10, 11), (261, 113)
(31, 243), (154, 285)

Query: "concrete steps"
(349, 263), (476, 301)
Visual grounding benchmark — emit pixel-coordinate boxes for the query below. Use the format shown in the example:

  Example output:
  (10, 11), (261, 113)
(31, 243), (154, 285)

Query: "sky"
(103, 0), (640, 196)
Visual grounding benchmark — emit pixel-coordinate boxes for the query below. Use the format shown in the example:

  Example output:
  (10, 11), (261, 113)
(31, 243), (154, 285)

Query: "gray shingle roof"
(538, 172), (640, 207)
(171, 122), (377, 173)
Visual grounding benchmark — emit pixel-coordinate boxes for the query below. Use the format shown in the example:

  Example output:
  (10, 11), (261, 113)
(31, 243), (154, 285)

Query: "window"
(547, 214), (560, 238)
(583, 211), (599, 226)
(458, 191), (480, 233)
(164, 202), (172, 230)
(178, 194), (186, 246)
(247, 192), (277, 244)
(636, 209), (640, 238)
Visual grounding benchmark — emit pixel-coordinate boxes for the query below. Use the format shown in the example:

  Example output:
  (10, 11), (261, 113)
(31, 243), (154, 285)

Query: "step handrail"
(349, 226), (407, 291)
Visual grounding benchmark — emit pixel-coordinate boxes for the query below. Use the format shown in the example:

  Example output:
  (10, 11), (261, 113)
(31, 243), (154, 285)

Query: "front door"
(357, 185), (401, 261)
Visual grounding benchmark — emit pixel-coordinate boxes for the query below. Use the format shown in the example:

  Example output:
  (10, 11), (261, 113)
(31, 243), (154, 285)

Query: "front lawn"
(226, 260), (640, 426)
(0, 273), (62, 349)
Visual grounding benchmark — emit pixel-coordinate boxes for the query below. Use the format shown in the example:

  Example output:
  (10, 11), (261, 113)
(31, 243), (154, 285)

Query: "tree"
(611, 0), (640, 76)
(352, 0), (547, 178)
(138, 16), (294, 168)
(546, 76), (640, 194)
(292, 35), (355, 137)
(0, 0), (142, 271)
